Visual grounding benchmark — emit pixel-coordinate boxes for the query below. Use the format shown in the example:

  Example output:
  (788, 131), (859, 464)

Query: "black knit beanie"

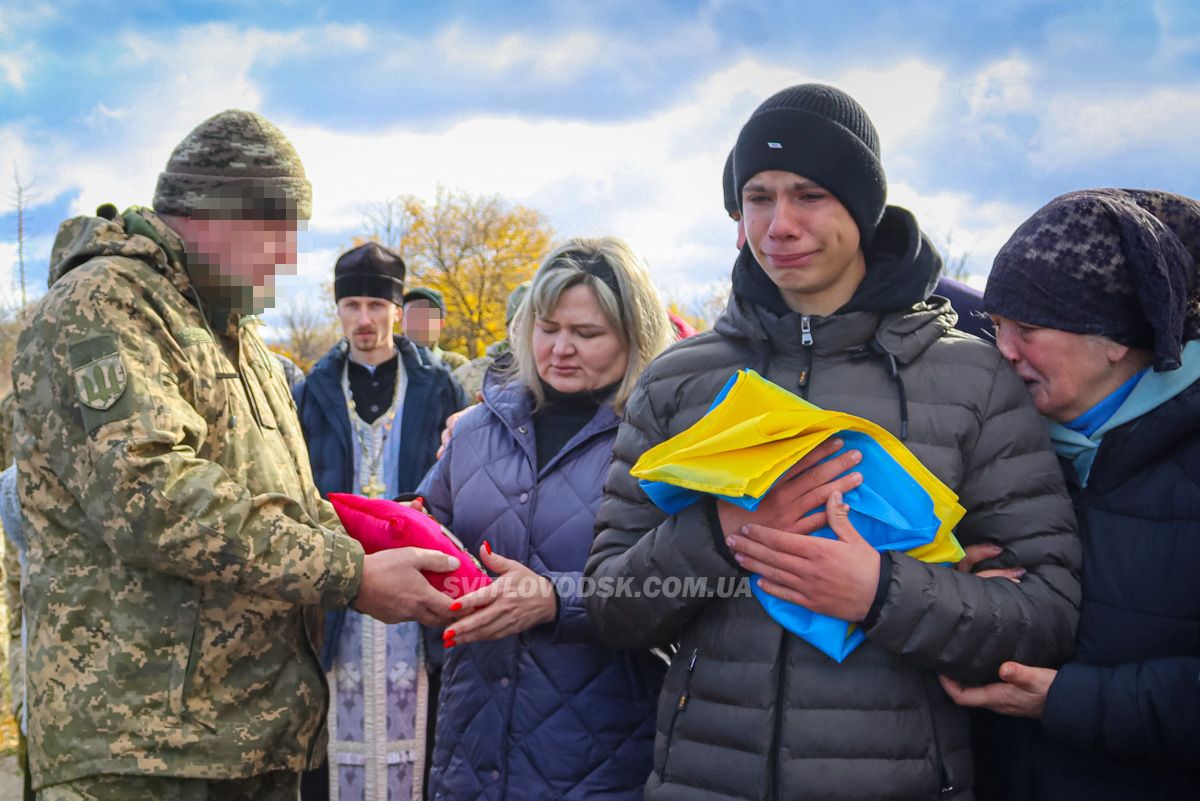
(733, 84), (887, 246)
(984, 189), (1200, 372)
(334, 243), (406, 305)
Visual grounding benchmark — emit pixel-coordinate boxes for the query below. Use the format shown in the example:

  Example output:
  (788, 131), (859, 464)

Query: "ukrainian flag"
(633, 369), (965, 661)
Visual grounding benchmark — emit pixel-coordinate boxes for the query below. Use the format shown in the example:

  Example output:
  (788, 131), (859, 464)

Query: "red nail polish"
(443, 629), (456, 640)
(483, 540), (492, 555)
(444, 640), (456, 649)
(449, 602), (462, 612)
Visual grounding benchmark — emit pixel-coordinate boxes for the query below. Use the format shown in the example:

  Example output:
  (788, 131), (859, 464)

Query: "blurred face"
(533, 284), (629, 393)
(991, 315), (1137, 422)
(403, 299), (444, 347)
(169, 216), (299, 314)
(741, 171), (865, 315)
(338, 296), (399, 359)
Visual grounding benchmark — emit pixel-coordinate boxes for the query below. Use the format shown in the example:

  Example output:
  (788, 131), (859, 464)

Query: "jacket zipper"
(770, 631), (787, 801)
(797, 315), (814, 400)
(661, 647), (699, 782)
(500, 436), (540, 801)
(769, 316), (811, 799)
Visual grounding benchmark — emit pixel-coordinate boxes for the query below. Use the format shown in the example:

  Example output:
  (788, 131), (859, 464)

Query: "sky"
(3, 0), (1200, 331)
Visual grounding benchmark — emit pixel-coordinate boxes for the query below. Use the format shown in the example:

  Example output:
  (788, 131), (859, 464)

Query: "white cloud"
(0, 233), (54, 309)
(434, 22), (605, 83)
(967, 57), (1034, 117)
(29, 20), (404, 219)
(960, 53), (1200, 177)
(0, 52), (26, 90)
(59, 26), (271, 216)
(7, 23), (1024, 304)
(317, 22), (371, 51)
(888, 181), (1030, 278)
(0, 1), (57, 34)
(834, 61), (946, 149)
(1030, 85), (1200, 168)
(0, 1), (49, 91)
(0, 126), (45, 216)
(288, 56), (951, 291)
(0, 242), (17, 303)
(1153, 1), (1200, 63)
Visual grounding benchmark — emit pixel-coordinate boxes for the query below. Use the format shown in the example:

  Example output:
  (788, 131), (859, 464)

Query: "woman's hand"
(442, 542), (557, 647)
(726, 490), (881, 622)
(938, 662), (1056, 718)
(956, 542), (1026, 583)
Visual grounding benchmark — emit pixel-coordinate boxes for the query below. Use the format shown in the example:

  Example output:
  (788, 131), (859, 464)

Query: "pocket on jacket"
(169, 585), (203, 722)
(920, 672), (959, 798)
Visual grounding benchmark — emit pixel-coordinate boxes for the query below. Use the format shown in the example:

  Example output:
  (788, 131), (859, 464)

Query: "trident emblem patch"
(74, 353), (127, 410)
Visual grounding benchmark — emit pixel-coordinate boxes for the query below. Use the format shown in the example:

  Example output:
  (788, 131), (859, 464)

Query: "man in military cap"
(12, 110), (459, 801)
(402, 286), (469, 369)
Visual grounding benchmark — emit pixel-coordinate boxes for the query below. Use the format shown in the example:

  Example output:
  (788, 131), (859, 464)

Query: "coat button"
(518, 425), (528, 434)
(500, 677), (510, 688)
(491, 770), (500, 781)
(519, 492), (529, 503)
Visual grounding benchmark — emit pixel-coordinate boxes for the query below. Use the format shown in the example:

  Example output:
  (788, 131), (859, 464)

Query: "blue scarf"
(1047, 340), (1200, 486)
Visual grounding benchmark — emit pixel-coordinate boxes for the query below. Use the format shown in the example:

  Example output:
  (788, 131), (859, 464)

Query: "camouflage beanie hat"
(985, 188), (1200, 372)
(153, 109), (312, 220)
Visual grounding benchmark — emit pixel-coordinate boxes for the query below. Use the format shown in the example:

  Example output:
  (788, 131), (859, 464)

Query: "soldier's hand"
(353, 547), (459, 626)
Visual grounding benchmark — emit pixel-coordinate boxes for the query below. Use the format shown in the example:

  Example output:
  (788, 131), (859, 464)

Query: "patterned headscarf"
(984, 189), (1200, 371)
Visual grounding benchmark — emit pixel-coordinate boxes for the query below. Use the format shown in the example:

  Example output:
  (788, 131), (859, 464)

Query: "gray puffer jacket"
(585, 213), (1081, 801)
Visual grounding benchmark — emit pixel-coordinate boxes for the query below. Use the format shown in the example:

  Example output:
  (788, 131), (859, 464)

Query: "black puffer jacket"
(991, 376), (1200, 801)
(585, 208), (1082, 801)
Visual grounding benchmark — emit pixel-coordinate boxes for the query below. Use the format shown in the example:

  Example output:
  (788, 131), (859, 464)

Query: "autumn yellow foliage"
(361, 187), (555, 358)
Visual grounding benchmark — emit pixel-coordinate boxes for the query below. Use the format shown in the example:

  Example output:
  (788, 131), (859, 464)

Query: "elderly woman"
(942, 189), (1200, 800)
(415, 238), (675, 801)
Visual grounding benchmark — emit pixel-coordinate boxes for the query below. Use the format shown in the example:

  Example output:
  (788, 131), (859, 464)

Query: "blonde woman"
(416, 238), (674, 801)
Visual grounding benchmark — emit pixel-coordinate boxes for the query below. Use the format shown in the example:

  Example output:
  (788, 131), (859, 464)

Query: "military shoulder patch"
(69, 335), (128, 410)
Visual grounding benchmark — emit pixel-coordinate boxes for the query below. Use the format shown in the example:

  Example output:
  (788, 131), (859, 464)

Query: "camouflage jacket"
(12, 209), (363, 787)
(450, 340), (510, 399)
(431, 344), (469, 370)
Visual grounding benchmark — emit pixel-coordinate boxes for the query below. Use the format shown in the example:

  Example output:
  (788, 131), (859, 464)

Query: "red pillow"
(328, 493), (491, 599)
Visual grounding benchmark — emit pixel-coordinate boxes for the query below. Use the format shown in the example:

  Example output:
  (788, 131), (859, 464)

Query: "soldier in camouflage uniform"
(12, 110), (459, 801)
(450, 281), (530, 398)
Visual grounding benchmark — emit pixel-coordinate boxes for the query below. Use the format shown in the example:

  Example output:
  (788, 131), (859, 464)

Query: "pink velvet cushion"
(328, 493), (491, 598)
